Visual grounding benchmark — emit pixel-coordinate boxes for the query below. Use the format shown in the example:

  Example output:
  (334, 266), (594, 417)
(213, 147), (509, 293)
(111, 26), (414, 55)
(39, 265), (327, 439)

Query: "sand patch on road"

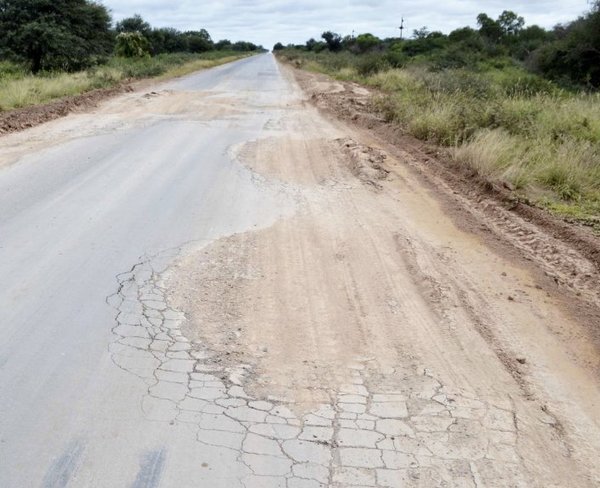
(169, 210), (410, 407)
(97, 90), (245, 120)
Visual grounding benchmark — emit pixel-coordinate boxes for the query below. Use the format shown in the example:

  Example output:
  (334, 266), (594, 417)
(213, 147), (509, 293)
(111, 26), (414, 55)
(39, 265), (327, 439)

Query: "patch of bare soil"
(233, 135), (343, 186)
(295, 67), (600, 265)
(287, 64), (600, 322)
(0, 88), (247, 171)
(97, 89), (244, 120)
(0, 84), (132, 136)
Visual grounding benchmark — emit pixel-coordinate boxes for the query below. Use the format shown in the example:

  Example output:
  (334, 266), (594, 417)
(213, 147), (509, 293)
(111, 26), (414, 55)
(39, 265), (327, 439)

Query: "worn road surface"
(1, 54), (599, 487)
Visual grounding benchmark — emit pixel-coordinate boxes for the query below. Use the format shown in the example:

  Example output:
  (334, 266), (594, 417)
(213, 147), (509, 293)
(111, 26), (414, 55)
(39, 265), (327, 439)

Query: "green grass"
(278, 50), (600, 225)
(0, 51), (253, 112)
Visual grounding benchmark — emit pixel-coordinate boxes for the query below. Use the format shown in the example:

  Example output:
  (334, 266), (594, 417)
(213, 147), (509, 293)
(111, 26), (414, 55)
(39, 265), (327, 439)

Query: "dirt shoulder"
(0, 84), (134, 136)
(290, 66), (600, 265)
(283, 62), (600, 314)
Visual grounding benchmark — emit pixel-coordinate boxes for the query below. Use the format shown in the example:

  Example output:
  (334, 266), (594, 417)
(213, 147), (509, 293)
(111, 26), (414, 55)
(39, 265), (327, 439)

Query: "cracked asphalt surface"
(109, 253), (527, 488)
(0, 54), (599, 487)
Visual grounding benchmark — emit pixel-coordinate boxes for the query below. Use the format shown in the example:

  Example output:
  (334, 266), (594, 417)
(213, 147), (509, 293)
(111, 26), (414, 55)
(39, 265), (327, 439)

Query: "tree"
(115, 31), (150, 57)
(305, 38), (317, 51)
(511, 25), (550, 59)
(215, 39), (232, 50)
(146, 28), (167, 54)
(0, 0), (113, 73)
(115, 14), (151, 37)
(402, 30), (448, 57)
(412, 27), (430, 40)
(448, 27), (479, 43)
(532, 1), (600, 87)
(232, 41), (258, 52)
(273, 42), (284, 51)
(477, 13), (503, 42)
(355, 33), (381, 53)
(153, 27), (187, 53)
(446, 27), (484, 60)
(498, 10), (525, 36)
(306, 38), (326, 52)
(321, 31), (342, 52)
(184, 29), (212, 53)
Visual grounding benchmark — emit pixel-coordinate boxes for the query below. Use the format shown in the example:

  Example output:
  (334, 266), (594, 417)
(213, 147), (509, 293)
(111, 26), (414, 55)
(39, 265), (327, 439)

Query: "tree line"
(0, 0), (263, 73)
(274, 2), (600, 88)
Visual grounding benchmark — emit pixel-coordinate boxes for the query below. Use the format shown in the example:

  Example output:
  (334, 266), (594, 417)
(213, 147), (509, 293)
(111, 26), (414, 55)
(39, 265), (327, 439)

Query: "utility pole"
(352, 29), (355, 39)
(399, 17), (404, 40)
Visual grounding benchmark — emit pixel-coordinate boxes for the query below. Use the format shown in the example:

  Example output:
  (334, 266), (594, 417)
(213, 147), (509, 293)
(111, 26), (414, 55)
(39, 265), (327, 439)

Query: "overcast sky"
(102, 1), (592, 49)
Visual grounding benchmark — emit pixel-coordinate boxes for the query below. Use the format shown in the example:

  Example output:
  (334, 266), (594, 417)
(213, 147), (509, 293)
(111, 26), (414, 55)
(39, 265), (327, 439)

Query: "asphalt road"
(0, 54), (290, 487)
(1, 54), (599, 488)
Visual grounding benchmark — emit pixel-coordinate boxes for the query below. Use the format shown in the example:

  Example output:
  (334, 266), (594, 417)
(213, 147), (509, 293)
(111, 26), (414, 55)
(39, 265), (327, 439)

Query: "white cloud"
(101, 0), (592, 48)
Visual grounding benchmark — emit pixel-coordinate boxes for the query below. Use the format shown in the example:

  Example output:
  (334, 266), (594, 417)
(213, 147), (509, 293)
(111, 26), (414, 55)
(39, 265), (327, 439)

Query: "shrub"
(0, 61), (26, 79)
(356, 54), (389, 76)
(115, 32), (151, 58)
(355, 33), (381, 53)
(385, 51), (407, 68)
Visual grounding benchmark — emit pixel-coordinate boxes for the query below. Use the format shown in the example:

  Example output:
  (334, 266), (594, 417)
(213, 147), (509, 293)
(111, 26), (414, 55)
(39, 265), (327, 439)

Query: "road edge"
(278, 59), (600, 356)
(279, 61), (600, 269)
(0, 54), (257, 137)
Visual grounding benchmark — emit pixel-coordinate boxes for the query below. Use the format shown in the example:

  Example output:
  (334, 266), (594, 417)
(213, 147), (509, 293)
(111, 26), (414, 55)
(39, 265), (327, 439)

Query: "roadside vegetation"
(275, 4), (600, 227)
(0, 52), (250, 111)
(0, 1), (264, 111)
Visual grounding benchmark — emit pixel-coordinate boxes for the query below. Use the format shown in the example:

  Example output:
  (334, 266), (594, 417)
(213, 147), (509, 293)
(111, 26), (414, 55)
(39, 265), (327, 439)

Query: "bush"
(0, 61), (26, 79)
(356, 54), (389, 76)
(428, 42), (485, 70)
(115, 32), (151, 58)
(355, 34), (381, 53)
(385, 51), (407, 68)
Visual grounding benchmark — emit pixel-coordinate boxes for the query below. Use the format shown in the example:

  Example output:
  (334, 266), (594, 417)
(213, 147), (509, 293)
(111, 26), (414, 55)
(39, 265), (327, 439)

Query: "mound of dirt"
(336, 137), (390, 189)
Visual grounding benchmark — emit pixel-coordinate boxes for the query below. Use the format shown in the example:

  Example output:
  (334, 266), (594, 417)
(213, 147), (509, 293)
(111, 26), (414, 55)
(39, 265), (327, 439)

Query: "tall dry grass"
(0, 71), (103, 109)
